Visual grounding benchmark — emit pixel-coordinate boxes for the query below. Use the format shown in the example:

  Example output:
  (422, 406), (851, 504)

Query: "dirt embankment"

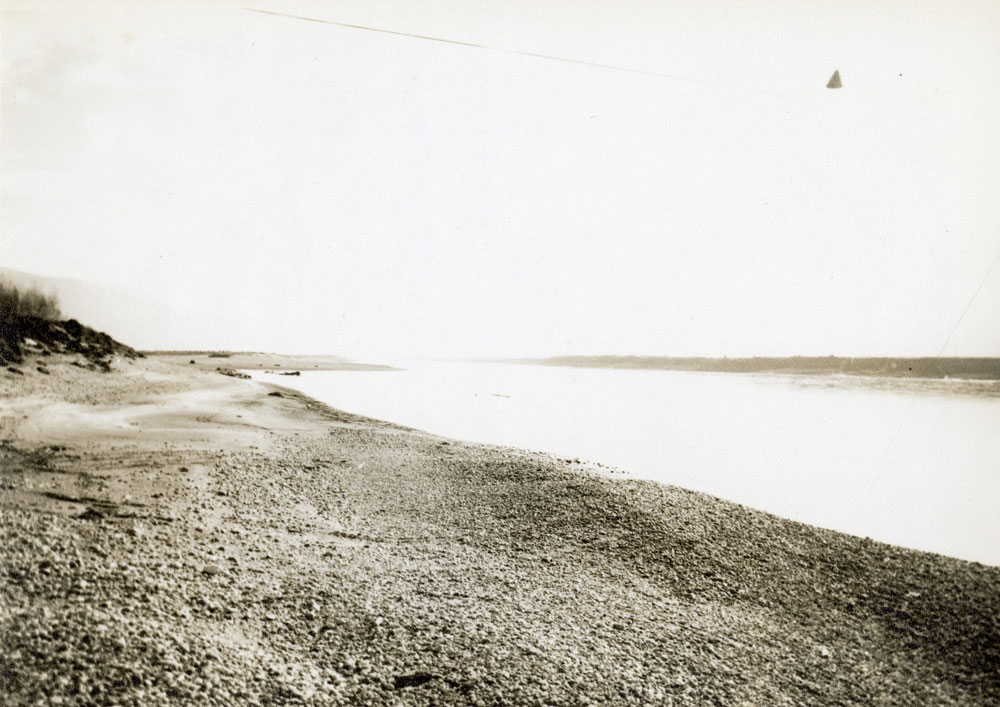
(1, 314), (141, 373)
(1, 355), (998, 706)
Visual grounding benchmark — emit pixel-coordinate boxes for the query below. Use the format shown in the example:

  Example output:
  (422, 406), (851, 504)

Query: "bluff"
(0, 314), (142, 372)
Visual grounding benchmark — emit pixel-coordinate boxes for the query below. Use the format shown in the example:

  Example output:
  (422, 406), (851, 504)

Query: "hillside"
(0, 267), (176, 350)
(0, 313), (141, 372)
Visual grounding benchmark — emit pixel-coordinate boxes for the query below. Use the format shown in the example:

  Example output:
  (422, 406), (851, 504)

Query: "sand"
(1, 354), (998, 705)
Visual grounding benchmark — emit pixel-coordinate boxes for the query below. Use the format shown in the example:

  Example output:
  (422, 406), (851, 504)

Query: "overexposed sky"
(2, 0), (999, 358)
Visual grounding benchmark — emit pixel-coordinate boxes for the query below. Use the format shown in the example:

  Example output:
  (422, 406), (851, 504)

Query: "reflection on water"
(252, 363), (1000, 566)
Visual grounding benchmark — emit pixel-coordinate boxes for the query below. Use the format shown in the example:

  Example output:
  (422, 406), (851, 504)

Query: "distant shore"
(511, 355), (1000, 380)
(2, 354), (998, 705)
(145, 350), (398, 371)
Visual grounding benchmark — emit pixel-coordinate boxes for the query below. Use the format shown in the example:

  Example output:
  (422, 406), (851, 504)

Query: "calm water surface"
(251, 363), (1000, 565)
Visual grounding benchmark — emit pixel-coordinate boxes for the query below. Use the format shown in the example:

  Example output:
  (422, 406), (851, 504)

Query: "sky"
(2, 0), (999, 359)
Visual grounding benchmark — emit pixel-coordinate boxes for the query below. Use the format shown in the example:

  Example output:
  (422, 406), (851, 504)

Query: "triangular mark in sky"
(827, 70), (842, 89)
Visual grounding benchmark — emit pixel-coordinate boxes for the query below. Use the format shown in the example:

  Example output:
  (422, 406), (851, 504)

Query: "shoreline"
(2, 355), (998, 704)
(247, 365), (1000, 565)
(144, 351), (398, 372)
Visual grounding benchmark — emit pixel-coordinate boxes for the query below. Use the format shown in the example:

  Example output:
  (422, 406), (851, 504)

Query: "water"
(250, 362), (1000, 565)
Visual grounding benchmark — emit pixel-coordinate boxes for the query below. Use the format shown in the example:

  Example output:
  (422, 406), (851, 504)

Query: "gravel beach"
(2, 354), (998, 705)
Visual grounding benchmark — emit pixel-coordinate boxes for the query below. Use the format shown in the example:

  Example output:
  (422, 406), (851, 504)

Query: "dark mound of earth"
(0, 314), (141, 371)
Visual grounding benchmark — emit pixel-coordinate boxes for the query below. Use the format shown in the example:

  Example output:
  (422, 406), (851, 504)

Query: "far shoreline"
(492, 354), (1000, 380)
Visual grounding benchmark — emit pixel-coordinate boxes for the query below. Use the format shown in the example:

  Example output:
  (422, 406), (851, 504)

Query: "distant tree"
(0, 279), (62, 323)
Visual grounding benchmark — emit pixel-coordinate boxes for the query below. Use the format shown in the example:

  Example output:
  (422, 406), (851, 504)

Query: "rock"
(78, 508), (105, 521)
(268, 391), (283, 397)
(394, 673), (439, 689)
(36, 365), (50, 374)
(202, 564), (224, 576)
